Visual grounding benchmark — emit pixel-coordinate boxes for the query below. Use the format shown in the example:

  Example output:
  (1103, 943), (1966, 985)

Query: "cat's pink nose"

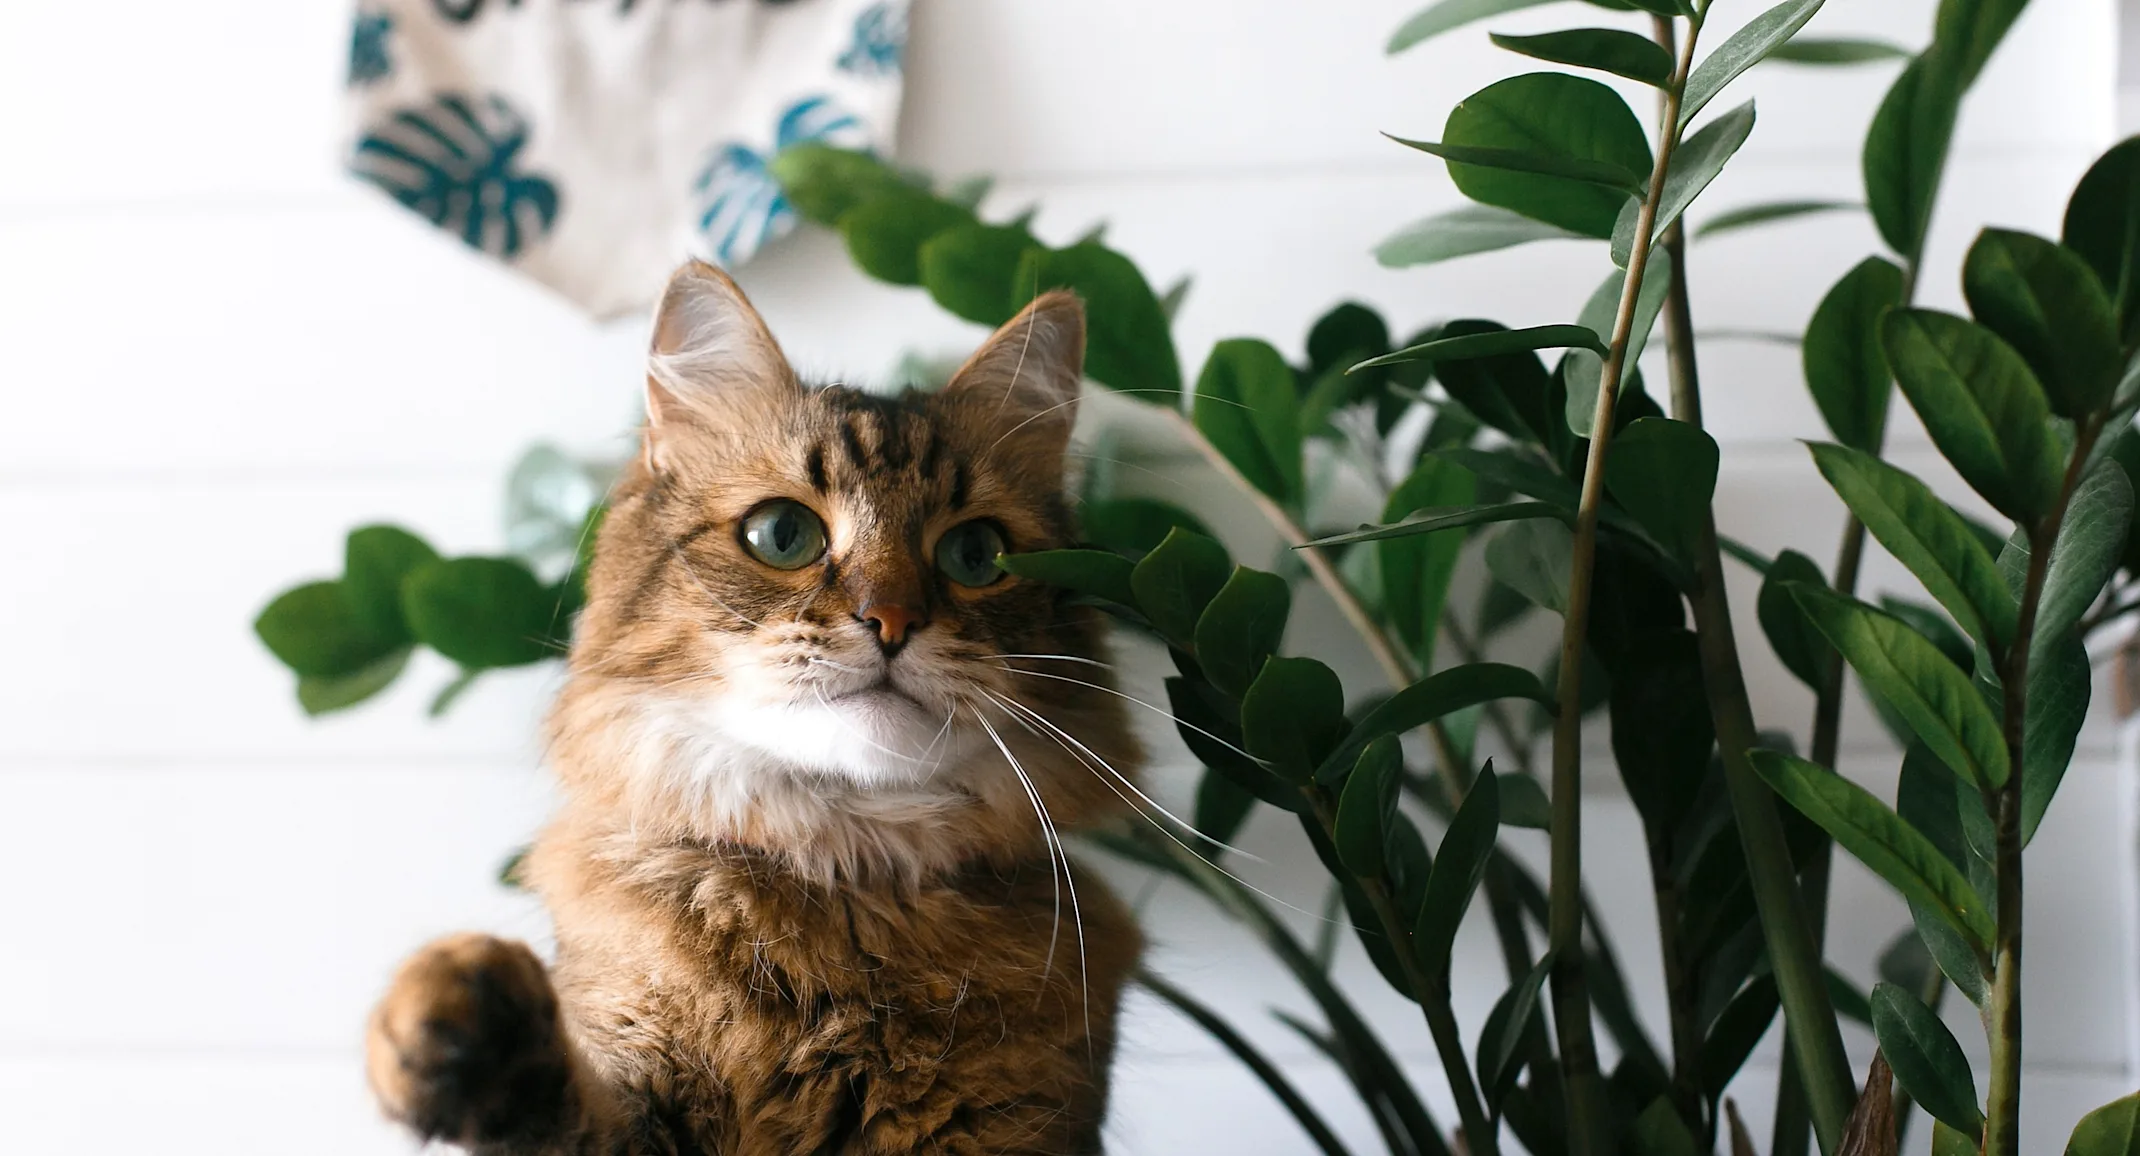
(858, 603), (924, 649)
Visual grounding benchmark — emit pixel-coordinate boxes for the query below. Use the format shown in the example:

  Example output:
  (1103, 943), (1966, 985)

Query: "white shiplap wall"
(0, 2), (2132, 1153)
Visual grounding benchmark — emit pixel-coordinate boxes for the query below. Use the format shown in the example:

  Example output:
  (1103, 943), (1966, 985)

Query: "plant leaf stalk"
(1545, 12), (1710, 1151)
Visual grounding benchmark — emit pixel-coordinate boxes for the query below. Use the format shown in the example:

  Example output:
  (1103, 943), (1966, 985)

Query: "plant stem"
(1162, 407), (1413, 689)
(1547, 16), (1707, 1152)
(1655, 180), (1857, 1153)
(1137, 969), (1356, 1156)
(1306, 790), (1499, 1156)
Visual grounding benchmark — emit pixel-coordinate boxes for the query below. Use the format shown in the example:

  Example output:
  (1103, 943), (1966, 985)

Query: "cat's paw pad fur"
(366, 933), (572, 1146)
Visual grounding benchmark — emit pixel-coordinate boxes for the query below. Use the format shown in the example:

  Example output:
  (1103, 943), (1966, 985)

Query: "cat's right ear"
(642, 259), (797, 469)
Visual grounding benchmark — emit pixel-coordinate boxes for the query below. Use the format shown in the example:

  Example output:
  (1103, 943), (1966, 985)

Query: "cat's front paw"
(365, 933), (574, 1147)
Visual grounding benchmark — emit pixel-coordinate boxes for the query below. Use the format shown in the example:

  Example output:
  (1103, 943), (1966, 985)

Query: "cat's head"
(549, 260), (1139, 881)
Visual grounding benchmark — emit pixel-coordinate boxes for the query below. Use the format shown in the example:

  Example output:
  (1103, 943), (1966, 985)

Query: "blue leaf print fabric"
(694, 96), (866, 267)
(342, 0), (911, 318)
(837, 2), (907, 76)
(352, 94), (561, 259)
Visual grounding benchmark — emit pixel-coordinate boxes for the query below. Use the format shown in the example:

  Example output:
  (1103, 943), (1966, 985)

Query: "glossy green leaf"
(1612, 100), (1758, 267)
(1241, 657), (1348, 784)
(1608, 630), (1714, 835)
(1193, 772), (1259, 853)
(1334, 736), (1404, 876)
(2023, 635), (2090, 846)
(1357, 323), (1605, 372)
(840, 190), (973, 286)
(918, 222), (1040, 325)
(1387, 0), (1560, 53)
(1895, 746), (1994, 1006)
(2063, 138), (2140, 346)
(1435, 72), (1651, 237)
(1864, 57), (1960, 260)
(1491, 28), (1673, 84)
(768, 144), (914, 225)
(1767, 36), (1911, 64)
(1476, 954), (1553, 1112)
(1603, 417), (1718, 561)
(1426, 322), (1564, 449)
(255, 581), (401, 678)
(1306, 302), (1392, 375)
(2036, 463), (2134, 647)
(1935, 1120), (1982, 1156)
(1808, 442), (2016, 650)
(1630, 1097), (1703, 1156)
(1131, 529), (1233, 643)
(1963, 228), (2123, 419)
(1936, 0), (2028, 88)
(344, 525), (438, 645)
(1486, 514), (1576, 614)
(1878, 926), (1937, 993)
(1169, 677), (1299, 812)
(1498, 773), (1552, 829)
(1750, 750), (1997, 950)
(1195, 338), (1304, 502)
(1791, 584), (2008, 789)
(1872, 982), (1984, 1134)
(1195, 566), (1293, 699)
(1680, 0), (1826, 125)
(401, 557), (557, 669)
(1804, 256), (1906, 452)
(1564, 259), (1672, 435)
(1695, 198), (1862, 238)
(1882, 308), (2063, 523)
(2066, 1091), (2140, 1155)
(1016, 243), (1182, 402)
(1415, 764), (1500, 980)
(1002, 548), (1137, 607)
(296, 645), (412, 716)
(1759, 549), (1834, 690)
(1378, 458), (1477, 660)
(1080, 499), (1211, 560)
(1702, 976), (1781, 1100)
(1307, 500), (1564, 548)
(1317, 662), (1553, 783)
(1375, 203), (1585, 268)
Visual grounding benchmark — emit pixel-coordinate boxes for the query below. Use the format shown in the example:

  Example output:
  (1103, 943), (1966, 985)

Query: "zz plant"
(255, 0), (2140, 1152)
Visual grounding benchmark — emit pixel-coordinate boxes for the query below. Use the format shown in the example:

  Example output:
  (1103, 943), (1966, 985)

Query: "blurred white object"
(344, 0), (910, 318)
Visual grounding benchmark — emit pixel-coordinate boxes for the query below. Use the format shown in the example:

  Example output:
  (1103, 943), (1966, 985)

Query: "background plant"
(255, 0), (2140, 1152)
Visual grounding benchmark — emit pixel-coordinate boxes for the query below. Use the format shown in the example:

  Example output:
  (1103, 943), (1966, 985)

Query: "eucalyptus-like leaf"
(1487, 518), (1576, 614)
(1679, 0), (1826, 126)
(297, 645), (413, 717)
(2063, 137), (2140, 345)
(1015, 243), (1182, 402)
(1603, 417), (1718, 563)
(1962, 227), (2123, 419)
(1864, 57), (1960, 260)
(1804, 256), (1906, 452)
(1790, 584), (2009, 790)
(1241, 657), (1348, 784)
(1334, 737), (1404, 876)
(1759, 548), (1834, 689)
(1194, 566), (1293, 700)
(1872, 982), (1985, 1135)
(1433, 72), (1652, 237)
(1882, 308), (2063, 524)
(1750, 750), (1997, 951)
(344, 525), (439, 645)
(1612, 100), (1758, 267)
(1375, 203), (1585, 268)
(1317, 663), (1553, 783)
(401, 557), (559, 669)
(1767, 36), (1911, 64)
(1564, 259), (1673, 436)
(1388, 0), (1560, 54)
(1807, 442), (2017, 650)
(1355, 323), (1606, 371)
(1414, 764), (1500, 980)
(2023, 636), (2090, 846)
(840, 189), (973, 285)
(1130, 529), (1233, 644)
(2034, 463), (2134, 648)
(1490, 27), (1673, 85)
(1002, 548), (1138, 608)
(1195, 338), (1304, 503)
(1307, 500), (1565, 548)
(1377, 458), (1477, 660)
(1695, 198), (1861, 239)
(2065, 1090), (2140, 1155)
(919, 222), (1039, 326)
(256, 580), (403, 679)
(767, 143), (916, 225)
(1936, 0), (2029, 88)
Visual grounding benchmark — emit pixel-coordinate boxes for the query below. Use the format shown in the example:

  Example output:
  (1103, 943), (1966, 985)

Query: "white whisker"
(670, 546), (768, 628)
(970, 704), (1093, 1047)
(994, 653), (1114, 670)
(989, 665), (1265, 766)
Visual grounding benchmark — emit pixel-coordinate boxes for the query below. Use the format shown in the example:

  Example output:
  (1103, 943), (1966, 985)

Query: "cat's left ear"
(939, 291), (1085, 451)
(643, 259), (797, 467)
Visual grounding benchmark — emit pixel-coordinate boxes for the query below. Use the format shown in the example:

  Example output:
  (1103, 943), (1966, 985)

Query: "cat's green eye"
(936, 521), (1008, 587)
(740, 500), (828, 570)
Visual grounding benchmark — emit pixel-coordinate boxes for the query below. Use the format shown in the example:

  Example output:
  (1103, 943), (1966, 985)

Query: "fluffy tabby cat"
(365, 261), (1145, 1154)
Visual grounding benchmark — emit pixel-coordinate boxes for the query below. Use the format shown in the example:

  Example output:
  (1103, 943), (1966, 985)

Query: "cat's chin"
(712, 689), (965, 788)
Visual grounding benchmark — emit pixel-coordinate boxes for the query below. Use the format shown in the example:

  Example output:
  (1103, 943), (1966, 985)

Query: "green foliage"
(1376, 204), (1583, 269)
(402, 557), (560, 669)
(1872, 981), (1985, 1135)
(1489, 29), (1673, 86)
(1803, 256), (1906, 452)
(1195, 339), (1305, 504)
(1678, 0), (1825, 125)
(1882, 308), (2064, 524)
(2067, 1091), (2140, 1155)
(1433, 72), (1652, 238)
(1962, 228), (2123, 418)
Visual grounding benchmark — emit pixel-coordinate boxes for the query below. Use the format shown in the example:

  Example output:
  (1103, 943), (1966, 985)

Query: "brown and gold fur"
(366, 263), (1144, 1154)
